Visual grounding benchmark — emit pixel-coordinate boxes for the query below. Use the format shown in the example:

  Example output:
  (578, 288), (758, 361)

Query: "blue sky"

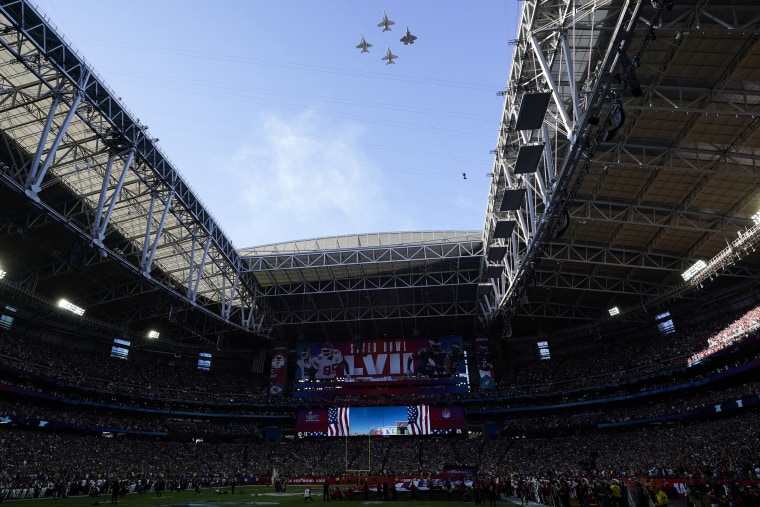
(349, 406), (406, 435)
(33, 1), (519, 248)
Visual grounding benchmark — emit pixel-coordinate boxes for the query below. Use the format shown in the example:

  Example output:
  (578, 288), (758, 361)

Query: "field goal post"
(345, 430), (371, 473)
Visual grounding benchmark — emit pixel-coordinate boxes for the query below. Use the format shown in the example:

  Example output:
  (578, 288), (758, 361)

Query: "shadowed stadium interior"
(0, 0), (759, 500)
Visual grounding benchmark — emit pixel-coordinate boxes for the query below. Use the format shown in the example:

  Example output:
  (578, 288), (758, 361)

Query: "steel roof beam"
(569, 199), (751, 233)
(0, 1), (272, 335)
(244, 241), (482, 271)
(272, 301), (477, 327)
(540, 242), (683, 271)
(482, 0), (651, 324)
(258, 269), (480, 297)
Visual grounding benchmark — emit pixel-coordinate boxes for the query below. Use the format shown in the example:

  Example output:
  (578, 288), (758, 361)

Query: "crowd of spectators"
(0, 408), (759, 491)
(0, 302), (758, 502)
(497, 307), (760, 396)
(500, 378), (760, 434)
(0, 303), (756, 443)
(690, 306), (760, 364)
(1, 311), (757, 413)
(0, 332), (271, 404)
(0, 368), (757, 445)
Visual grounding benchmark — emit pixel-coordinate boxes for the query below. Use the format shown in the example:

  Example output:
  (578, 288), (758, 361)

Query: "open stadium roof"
(1, 0), (760, 356)
(240, 231), (482, 342)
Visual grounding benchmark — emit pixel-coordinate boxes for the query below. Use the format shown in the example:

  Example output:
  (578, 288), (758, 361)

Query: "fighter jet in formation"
(355, 12), (415, 64)
(378, 10), (395, 32)
(382, 46), (398, 65)
(400, 27), (417, 45)
(356, 35), (372, 53)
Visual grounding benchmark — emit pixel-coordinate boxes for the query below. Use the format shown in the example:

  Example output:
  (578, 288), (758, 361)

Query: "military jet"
(400, 27), (417, 45)
(378, 10), (395, 31)
(356, 35), (372, 53)
(382, 46), (398, 65)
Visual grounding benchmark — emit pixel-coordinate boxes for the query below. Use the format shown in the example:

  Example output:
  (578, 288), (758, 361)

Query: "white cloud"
(229, 109), (389, 246)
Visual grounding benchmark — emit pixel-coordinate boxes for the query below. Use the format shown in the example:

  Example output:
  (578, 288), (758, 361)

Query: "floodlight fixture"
(0, 269), (5, 280)
(608, 306), (620, 317)
(537, 340), (551, 360)
(57, 298), (85, 316)
(681, 260), (707, 281)
(147, 330), (160, 339)
(752, 211), (760, 224)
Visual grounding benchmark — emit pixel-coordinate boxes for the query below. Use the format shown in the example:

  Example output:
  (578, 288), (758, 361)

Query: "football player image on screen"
(443, 341), (465, 377)
(313, 343), (350, 379)
(270, 351), (285, 377)
(269, 350), (287, 396)
(476, 340), (496, 389)
(407, 338), (447, 377)
(296, 347), (317, 380)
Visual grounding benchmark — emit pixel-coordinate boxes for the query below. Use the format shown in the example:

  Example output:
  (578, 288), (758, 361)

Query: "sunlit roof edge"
(240, 230), (483, 255)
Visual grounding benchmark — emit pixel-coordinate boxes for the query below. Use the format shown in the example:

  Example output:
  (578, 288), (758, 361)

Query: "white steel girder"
(480, 0), (665, 324)
(0, 0), (272, 336)
(258, 269), (480, 297)
(243, 237), (482, 326)
(245, 240), (482, 271)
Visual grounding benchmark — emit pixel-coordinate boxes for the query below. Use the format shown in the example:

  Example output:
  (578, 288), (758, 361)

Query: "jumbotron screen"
(292, 336), (469, 398)
(296, 405), (465, 437)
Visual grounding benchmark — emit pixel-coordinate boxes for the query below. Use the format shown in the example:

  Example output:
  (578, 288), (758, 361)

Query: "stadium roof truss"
(0, 1), (272, 338)
(240, 231), (483, 338)
(3, 0), (760, 349)
(481, 0), (760, 339)
(483, 0), (650, 323)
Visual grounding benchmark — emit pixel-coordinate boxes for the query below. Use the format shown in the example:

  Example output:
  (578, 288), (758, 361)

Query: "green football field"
(5, 486), (522, 507)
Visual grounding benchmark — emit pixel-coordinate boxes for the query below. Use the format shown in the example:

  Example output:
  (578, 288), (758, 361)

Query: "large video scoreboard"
(292, 336), (470, 398)
(296, 405), (465, 437)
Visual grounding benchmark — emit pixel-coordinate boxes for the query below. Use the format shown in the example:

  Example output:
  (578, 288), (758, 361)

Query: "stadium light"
(752, 211), (760, 224)
(147, 330), (160, 339)
(608, 306), (620, 317)
(681, 260), (707, 281)
(57, 298), (85, 316)
(0, 269), (5, 280)
(537, 341), (551, 360)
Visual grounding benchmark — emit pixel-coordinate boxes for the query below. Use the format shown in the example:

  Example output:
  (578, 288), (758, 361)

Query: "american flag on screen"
(408, 405), (430, 435)
(328, 407), (349, 436)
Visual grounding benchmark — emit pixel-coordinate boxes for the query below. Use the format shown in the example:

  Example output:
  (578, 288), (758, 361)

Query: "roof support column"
(26, 87), (86, 200)
(560, 31), (580, 128)
(530, 35), (573, 137)
(221, 262), (240, 321)
(26, 94), (60, 197)
(187, 227), (212, 303)
(241, 303), (255, 329)
(91, 148), (136, 247)
(140, 189), (174, 276)
(542, 124), (556, 185)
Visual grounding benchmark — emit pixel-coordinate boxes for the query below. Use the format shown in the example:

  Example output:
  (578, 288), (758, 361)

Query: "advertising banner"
(474, 338), (496, 391)
(268, 347), (288, 397)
